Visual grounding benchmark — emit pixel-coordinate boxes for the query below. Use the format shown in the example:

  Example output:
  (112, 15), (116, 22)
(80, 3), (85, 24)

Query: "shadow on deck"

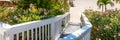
(59, 22), (81, 39)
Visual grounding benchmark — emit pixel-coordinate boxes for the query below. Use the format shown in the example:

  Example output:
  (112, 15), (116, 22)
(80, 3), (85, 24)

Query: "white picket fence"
(0, 13), (70, 40)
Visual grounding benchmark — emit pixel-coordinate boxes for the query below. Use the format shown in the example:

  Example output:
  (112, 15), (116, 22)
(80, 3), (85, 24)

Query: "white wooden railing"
(74, 14), (92, 40)
(0, 13), (70, 40)
(61, 14), (92, 40)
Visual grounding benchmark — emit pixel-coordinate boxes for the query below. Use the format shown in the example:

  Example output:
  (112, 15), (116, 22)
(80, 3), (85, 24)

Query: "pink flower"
(118, 33), (120, 36)
(14, 16), (17, 19)
(104, 25), (110, 29)
(30, 3), (33, 8)
(14, 16), (18, 20)
(105, 25), (109, 28)
(101, 11), (105, 14)
(106, 9), (112, 11)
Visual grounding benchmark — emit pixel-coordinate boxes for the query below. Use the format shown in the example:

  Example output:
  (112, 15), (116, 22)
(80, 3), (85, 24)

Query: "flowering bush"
(0, 0), (70, 25)
(84, 9), (120, 40)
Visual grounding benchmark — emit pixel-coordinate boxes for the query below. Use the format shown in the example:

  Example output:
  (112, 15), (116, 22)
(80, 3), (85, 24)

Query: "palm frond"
(107, 1), (114, 6)
(97, 0), (104, 9)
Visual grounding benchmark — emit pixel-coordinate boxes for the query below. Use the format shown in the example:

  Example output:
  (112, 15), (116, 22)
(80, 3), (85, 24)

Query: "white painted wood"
(0, 12), (71, 40)
(27, 30), (29, 40)
(36, 28), (37, 40)
(22, 32), (24, 40)
(62, 14), (92, 40)
(0, 34), (2, 40)
(51, 23), (55, 40)
(45, 25), (47, 40)
(48, 25), (50, 40)
(42, 26), (44, 40)
(47, 25), (48, 40)
(17, 33), (18, 40)
(39, 27), (41, 40)
(31, 29), (33, 40)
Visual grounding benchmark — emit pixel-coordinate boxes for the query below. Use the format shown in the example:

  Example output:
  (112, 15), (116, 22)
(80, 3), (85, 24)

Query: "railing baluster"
(44, 25), (46, 40)
(41, 27), (42, 40)
(22, 32), (24, 40)
(48, 25), (49, 40)
(39, 27), (41, 40)
(36, 28), (37, 40)
(27, 30), (29, 40)
(47, 24), (48, 40)
(45, 25), (47, 40)
(10, 34), (13, 40)
(17, 33), (19, 40)
(42, 26), (44, 40)
(31, 29), (33, 40)
(49, 24), (51, 40)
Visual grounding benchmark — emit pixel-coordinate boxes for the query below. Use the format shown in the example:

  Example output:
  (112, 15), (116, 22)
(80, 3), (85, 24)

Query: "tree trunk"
(105, 5), (107, 11)
(102, 5), (104, 12)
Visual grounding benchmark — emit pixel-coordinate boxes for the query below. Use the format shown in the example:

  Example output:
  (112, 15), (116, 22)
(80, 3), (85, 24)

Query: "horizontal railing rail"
(0, 12), (70, 40)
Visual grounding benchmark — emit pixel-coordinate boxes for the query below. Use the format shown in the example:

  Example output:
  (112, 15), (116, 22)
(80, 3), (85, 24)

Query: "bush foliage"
(84, 9), (120, 40)
(0, 0), (70, 25)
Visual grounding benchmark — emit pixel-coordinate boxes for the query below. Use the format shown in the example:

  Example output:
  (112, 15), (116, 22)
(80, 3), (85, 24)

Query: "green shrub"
(0, 0), (70, 25)
(0, 8), (39, 24)
(84, 9), (120, 40)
